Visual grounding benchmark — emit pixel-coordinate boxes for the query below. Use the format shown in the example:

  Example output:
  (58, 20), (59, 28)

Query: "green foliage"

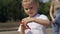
(0, 0), (51, 22)
(39, 1), (51, 19)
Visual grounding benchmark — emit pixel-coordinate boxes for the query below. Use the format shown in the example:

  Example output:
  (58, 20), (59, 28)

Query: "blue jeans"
(52, 23), (59, 34)
(55, 9), (60, 26)
(55, 14), (60, 26)
(52, 9), (60, 34)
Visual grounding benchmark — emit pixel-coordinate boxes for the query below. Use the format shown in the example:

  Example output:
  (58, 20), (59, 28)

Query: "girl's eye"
(25, 7), (33, 10)
(25, 8), (28, 10)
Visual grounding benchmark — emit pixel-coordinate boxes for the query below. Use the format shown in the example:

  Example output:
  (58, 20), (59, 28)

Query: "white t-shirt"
(18, 14), (49, 34)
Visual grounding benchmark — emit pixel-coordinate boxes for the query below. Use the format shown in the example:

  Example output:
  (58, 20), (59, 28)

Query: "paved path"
(0, 31), (20, 34)
(46, 28), (52, 34)
(0, 28), (52, 34)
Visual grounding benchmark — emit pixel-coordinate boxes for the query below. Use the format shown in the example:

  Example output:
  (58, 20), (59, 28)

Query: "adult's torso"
(53, 0), (60, 16)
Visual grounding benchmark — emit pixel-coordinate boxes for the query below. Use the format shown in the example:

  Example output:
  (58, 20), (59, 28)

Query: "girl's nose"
(28, 9), (31, 12)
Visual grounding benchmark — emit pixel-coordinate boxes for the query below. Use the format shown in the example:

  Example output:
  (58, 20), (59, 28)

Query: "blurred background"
(0, 0), (52, 34)
(0, 0), (51, 22)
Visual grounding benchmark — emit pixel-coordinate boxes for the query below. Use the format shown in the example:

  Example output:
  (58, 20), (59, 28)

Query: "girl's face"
(23, 3), (38, 17)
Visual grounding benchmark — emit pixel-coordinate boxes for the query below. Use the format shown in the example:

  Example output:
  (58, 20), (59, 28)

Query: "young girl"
(18, 0), (50, 34)
(50, 0), (60, 34)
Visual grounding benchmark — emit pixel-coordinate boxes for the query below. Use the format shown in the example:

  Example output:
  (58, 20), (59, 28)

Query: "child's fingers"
(25, 25), (31, 30)
(23, 24), (31, 30)
(20, 20), (31, 30)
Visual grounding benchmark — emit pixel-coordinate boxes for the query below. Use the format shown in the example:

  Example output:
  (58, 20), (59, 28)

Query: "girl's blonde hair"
(22, 0), (39, 5)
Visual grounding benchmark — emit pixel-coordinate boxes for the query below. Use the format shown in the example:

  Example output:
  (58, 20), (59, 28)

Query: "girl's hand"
(21, 17), (34, 29)
(22, 17), (34, 25)
(20, 21), (31, 29)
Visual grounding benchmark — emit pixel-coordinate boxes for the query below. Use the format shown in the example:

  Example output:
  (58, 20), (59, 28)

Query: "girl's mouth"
(28, 12), (33, 14)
